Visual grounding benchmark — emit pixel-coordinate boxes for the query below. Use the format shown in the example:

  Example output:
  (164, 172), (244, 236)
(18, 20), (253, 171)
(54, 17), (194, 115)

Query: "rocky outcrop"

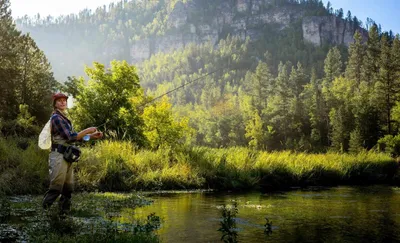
(302, 16), (368, 46)
(130, 0), (366, 63)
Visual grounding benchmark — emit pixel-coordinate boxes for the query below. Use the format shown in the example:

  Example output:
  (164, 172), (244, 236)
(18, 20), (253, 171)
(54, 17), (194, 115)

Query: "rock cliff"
(130, 0), (367, 63)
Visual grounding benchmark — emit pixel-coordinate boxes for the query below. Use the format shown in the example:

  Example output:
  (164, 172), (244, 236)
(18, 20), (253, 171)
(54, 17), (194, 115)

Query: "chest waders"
(42, 134), (74, 214)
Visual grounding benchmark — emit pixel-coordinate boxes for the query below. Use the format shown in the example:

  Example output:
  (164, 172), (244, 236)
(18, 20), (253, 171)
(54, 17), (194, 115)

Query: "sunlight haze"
(10, 0), (400, 34)
(11, 0), (119, 18)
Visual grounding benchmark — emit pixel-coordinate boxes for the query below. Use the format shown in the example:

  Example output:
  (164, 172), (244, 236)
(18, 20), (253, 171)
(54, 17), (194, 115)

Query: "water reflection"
(119, 186), (400, 243)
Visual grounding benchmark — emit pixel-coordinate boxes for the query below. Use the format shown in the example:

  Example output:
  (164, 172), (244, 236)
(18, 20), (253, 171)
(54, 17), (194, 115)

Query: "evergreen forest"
(2, 0), (400, 154)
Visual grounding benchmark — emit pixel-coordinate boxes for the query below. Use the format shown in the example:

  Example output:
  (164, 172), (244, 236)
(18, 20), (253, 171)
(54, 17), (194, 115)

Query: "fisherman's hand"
(91, 131), (103, 139)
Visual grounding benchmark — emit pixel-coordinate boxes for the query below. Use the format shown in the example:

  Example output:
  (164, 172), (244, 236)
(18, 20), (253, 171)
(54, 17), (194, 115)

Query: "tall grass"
(0, 137), (48, 195)
(77, 141), (397, 191)
(0, 137), (398, 194)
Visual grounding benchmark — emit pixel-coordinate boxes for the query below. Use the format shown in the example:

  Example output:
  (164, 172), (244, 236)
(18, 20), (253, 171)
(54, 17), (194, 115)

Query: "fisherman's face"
(55, 98), (67, 111)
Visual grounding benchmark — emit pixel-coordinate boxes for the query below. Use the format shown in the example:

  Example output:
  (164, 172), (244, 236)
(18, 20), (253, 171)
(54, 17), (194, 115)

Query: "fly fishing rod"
(83, 65), (230, 141)
(82, 38), (263, 141)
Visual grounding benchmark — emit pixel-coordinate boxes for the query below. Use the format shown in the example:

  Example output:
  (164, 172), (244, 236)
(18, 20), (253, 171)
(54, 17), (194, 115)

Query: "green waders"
(42, 136), (74, 214)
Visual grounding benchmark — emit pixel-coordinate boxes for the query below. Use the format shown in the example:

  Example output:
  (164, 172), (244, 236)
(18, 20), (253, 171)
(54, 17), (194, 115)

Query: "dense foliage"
(0, 0), (57, 136)
(15, 0), (356, 80)
(3, 0), (400, 153)
(137, 29), (400, 152)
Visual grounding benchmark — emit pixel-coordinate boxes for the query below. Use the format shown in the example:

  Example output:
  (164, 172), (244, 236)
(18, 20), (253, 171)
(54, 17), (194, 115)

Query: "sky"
(324, 0), (400, 34)
(10, 0), (119, 18)
(10, 0), (400, 34)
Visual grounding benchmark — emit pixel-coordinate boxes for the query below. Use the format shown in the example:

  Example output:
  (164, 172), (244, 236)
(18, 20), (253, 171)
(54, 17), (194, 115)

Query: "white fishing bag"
(38, 119), (51, 150)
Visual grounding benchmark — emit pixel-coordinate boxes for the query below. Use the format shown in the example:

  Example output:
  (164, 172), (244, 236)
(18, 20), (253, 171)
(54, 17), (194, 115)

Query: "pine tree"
(289, 62), (309, 143)
(345, 31), (365, 86)
(320, 47), (344, 147)
(352, 80), (380, 150)
(268, 61), (293, 148)
(393, 35), (400, 91)
(324, 46), (343, 83)
(346, 10), (352, 23)
(362, 24), (380, 84)
(349, 128), (363, 153)
(329, 107), (347, 152)
(16, 34), (56, 123)
(0, 0), (20, 120)
(245, 61), (273, 116)
(374, 34), (400, 135)
(336, 8), (343, 18)
(0, 0), (56, 131)
(304, 68), (328, 149)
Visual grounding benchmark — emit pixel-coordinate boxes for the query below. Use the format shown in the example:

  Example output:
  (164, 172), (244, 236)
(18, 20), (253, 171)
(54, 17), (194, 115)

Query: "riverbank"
(0, 192), (160, 242)
(1, 138), (398, 195)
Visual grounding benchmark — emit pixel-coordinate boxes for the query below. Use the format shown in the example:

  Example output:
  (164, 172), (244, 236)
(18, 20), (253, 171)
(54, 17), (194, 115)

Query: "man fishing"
(42, 92), (103, 215)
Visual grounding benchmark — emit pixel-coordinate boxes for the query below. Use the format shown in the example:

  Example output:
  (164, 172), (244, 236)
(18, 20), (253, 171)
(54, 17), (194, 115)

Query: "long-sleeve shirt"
(51, 110), (77, 143)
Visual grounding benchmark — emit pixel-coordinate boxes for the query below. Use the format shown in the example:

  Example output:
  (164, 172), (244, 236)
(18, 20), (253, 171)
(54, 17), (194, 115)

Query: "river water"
(129, 186), (400, 243)
(3, 186), (400, 242)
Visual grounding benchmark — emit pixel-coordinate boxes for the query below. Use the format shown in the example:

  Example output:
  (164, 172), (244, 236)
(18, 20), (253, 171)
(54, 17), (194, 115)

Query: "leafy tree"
(142, 96), (193, 149)
(68, 60), (146, 145)
(9, 0), (400, 152)
(329, 76), (356, 151)
(245, 110), (264, 149)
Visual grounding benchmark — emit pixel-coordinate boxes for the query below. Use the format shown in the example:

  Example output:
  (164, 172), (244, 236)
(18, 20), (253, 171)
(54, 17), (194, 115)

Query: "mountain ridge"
(16, 0), (367, 80)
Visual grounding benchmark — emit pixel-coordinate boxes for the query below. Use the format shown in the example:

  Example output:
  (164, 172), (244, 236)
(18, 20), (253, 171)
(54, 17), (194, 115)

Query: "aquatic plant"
(264, 217), (272, 235)
(218, 201), (238, 243)
(0, 197), (10, 223)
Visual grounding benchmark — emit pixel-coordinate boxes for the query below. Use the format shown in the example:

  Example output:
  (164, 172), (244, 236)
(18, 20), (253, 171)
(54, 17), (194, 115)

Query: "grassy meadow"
(0, 137), (398, 195)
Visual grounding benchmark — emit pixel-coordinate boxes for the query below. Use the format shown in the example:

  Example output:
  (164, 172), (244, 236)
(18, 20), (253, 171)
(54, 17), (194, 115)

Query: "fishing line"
(94, 64), (231, 129)
(88, 39), (264, 131)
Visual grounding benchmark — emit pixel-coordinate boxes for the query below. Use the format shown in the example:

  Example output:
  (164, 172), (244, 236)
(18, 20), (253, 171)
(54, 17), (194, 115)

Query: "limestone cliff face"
(302, 16), (368, 46)
(130, 0), (366, 63)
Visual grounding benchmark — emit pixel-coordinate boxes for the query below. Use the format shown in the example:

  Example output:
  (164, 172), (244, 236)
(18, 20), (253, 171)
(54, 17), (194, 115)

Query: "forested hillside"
(16, 0), (367, 80)
(8, 0), (400, 152)
(134, 28), (400, 152)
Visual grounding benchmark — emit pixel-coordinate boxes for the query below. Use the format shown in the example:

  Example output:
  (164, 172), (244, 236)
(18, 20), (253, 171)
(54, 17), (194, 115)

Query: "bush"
(377, 135), (400, 157)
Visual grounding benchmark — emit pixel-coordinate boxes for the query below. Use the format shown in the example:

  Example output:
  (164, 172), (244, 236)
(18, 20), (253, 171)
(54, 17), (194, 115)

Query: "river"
(131, 186), (400, 242)
(2, 186), (400, 242)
